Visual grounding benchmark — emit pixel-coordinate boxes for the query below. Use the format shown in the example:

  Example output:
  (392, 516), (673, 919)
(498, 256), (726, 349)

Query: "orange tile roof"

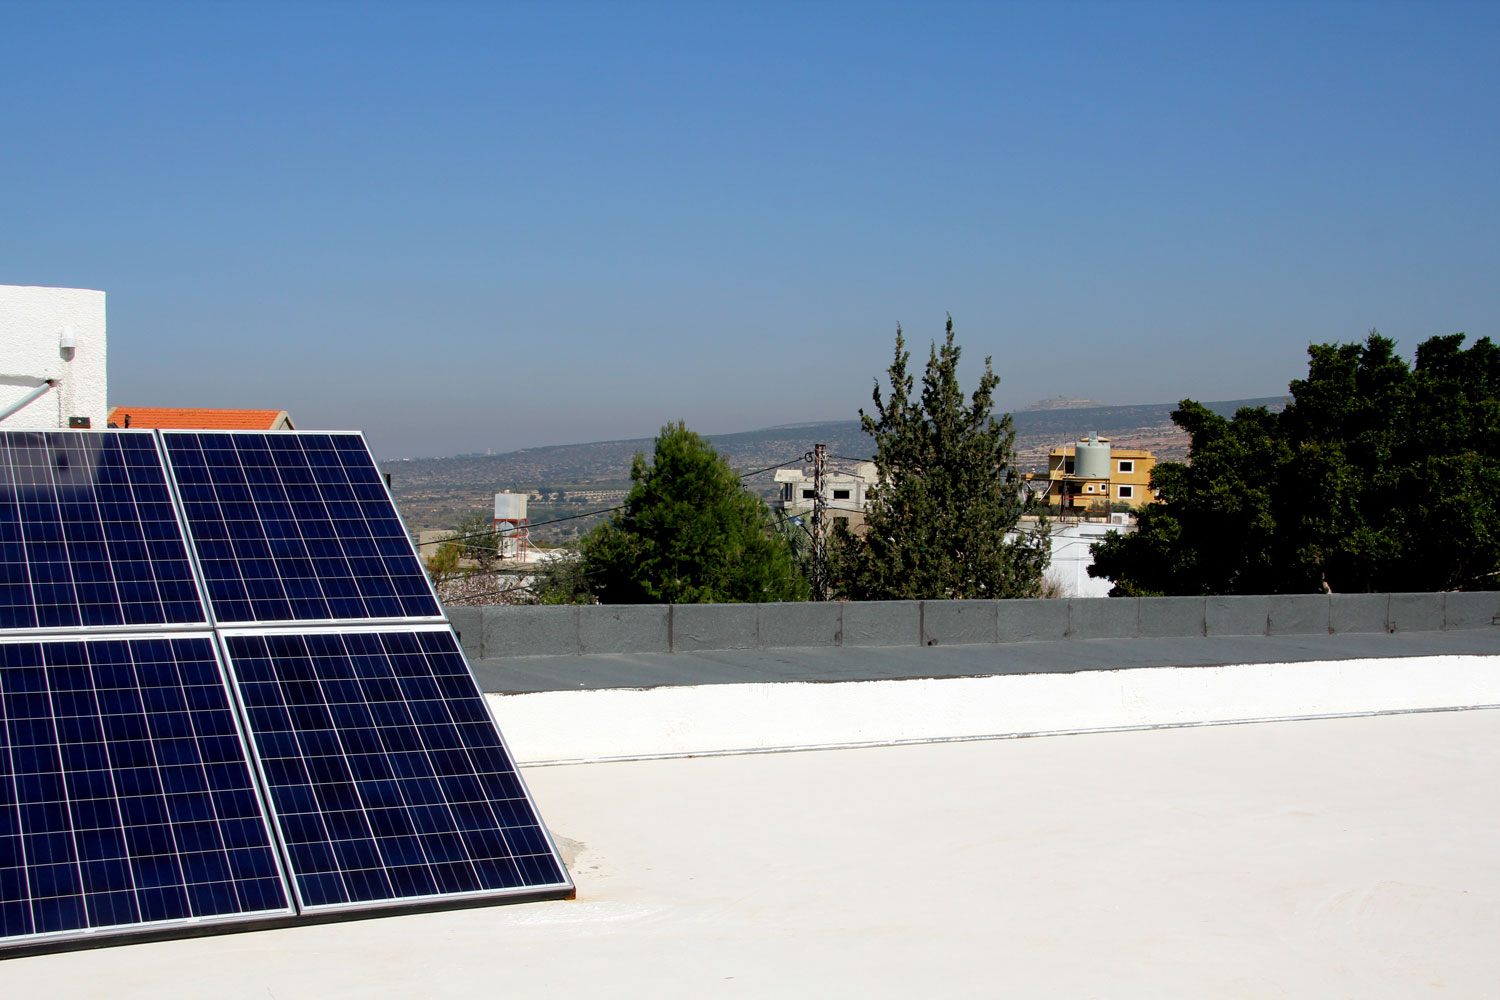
(107, 406), (294, 430)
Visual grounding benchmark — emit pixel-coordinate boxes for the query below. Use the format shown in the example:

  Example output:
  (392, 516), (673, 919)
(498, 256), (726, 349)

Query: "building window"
(802, 489), (816, 499)
(1084, 483), (1094, 493)
(1118, 460), (1134, 474)
(833, 489), (851, 500)
(1118, 485), (1134, 499)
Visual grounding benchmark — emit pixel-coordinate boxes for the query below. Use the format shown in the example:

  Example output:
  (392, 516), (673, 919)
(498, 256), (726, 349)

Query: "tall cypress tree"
(830, 318), (1049, 599)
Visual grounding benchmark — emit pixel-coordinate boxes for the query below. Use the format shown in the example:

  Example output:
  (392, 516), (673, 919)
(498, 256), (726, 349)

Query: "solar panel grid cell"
(162, 433), (441, 625)
(0, 433), (205, 632)
(223, 628), (566, 911)
(0, 636), (291, 944)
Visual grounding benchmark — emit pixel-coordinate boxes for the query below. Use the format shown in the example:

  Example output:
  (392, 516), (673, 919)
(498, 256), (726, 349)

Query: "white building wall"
(1006, 520), (1129, 598)
(0, 285), (107, 429)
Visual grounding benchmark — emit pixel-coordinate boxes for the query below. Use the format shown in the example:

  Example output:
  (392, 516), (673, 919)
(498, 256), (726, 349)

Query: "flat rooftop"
(9, 708), (1499, 997)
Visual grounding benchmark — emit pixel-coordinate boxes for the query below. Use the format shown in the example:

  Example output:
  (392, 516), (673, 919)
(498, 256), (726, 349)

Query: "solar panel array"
(0, 430), (570, 951)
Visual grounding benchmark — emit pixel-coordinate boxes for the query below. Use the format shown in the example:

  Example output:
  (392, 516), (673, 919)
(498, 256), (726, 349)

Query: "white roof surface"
(9, 709), (1500, 997)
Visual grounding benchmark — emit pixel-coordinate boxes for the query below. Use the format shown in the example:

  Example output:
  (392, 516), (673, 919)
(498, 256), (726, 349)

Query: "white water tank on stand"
(1073, 431), (1111, 480)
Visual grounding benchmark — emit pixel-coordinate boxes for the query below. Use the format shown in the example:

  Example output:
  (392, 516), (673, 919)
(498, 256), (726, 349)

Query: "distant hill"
(1022, 396), (1109, 411)
(383, 395), (1288, 538)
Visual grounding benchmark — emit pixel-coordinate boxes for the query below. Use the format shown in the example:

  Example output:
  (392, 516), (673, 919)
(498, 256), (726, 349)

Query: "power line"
(435, 504), (821, 606)
(410, 453), (812, 549)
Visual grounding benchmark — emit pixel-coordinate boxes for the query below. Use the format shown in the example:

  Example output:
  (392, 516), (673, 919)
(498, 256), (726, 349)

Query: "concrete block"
(1205, 596), (1269, 637)
(1138, 596), (1205, 638)
(842, 601), (921, 647)
(579, 605), (670, 655)
(1330, 593), (1389, 634)
(921, 600), (999, 646)
(995, 599), (1069, 642)
(1267, 594), (1330, 635)
(482, 606), (580, 658)
(671, 603), (758, 652)
(757, 602), (842, 648)
(446, 606), (484, 659)
(1388, 592), (1444, 633)
(1443, 591), (1500, 631)
(1068, 597), (1140, 639)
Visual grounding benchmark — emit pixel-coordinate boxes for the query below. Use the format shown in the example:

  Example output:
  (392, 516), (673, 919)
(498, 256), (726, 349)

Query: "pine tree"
(830, 318), (1049, 599)
(578, 422), (810, 603)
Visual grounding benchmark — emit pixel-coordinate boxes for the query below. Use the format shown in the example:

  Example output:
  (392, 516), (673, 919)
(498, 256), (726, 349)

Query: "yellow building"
(1025, 434), (1157, 515)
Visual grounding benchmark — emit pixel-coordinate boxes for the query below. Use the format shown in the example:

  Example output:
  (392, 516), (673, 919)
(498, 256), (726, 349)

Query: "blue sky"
(4, 1), (1497, 458)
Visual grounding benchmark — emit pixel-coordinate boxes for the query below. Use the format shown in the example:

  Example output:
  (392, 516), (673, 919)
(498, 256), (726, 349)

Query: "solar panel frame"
(0, 633), (296, 950)
(158, 431), (445, 629)
(217, 624), (572, 916)
(0, 430), (210, 636)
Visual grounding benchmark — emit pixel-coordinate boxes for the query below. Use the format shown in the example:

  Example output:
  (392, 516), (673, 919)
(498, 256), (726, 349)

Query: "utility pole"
(811, 443), (827, 601)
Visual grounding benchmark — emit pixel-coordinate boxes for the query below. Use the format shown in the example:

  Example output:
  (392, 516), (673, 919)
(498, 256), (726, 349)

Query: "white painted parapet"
(0, 285), (107, 429)
(492, 655), (1500, 765)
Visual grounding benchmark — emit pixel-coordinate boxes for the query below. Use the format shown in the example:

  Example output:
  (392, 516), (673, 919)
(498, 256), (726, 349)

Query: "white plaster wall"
(490, 655), (1500, 764)
(1035, 521), (1124, 598)
(0, 285), (107, 429)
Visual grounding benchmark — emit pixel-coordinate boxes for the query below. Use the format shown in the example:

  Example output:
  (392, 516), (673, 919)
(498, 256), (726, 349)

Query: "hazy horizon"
(5, 2), (1495, 460)
(381, 390), (1291, 462)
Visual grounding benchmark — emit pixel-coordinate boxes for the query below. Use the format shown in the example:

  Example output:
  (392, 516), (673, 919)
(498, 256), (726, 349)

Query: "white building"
(0, 285), (107, 429)
(773, 461), (878, 531)
(1018, 517), (1135, 598)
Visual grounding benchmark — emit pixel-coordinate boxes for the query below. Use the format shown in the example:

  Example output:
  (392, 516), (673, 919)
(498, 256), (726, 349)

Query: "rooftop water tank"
(494, 490), (527, 521)
(1073, 431), (1111, 480)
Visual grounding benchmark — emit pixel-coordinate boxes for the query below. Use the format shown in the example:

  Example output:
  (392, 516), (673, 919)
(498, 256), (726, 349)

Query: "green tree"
(1090, 331), (1500, 595)
(574, 422), (810, 604)
(829, 318), (1049, 600)
(451, 511), (502, 570)
(424, 511), (531, 606)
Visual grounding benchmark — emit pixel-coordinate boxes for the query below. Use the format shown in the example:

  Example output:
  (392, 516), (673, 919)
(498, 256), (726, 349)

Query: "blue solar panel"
(160, 432), (441, 625)
(0, 431), (206, 632)
(222, 627), (570, 912)
(0, 636), (292, 946)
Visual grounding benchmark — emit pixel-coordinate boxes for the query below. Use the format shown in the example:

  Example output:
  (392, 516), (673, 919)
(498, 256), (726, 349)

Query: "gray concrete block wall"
(1389, 592), (1444, 633)
(921, 600), (999, 646)
(1206, 596), (1270, 636)
(580, 605), (670, 655)
(996, 599), (1069, 642)
(482, 605), (579, 658)
(446, 605), (483, 660)
(1444, 591), (1500, 630)
(758, 602), (843, 648)
(672, 603), (758, 652)
(463, 590), (1495, 658)
(843, 601), (921, 647)
(1267, 595), (1330, 636)
(1331, 594), (1389, 634)
(1069, 597), (1139, 639)
(1139, 596), (1204, 638)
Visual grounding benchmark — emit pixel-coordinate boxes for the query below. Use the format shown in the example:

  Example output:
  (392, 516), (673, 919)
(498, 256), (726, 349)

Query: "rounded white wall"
(0, 285), (107, 429)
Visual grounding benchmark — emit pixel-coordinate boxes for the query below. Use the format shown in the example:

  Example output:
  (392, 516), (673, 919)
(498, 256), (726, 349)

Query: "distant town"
(381, 395), (1286, 542)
